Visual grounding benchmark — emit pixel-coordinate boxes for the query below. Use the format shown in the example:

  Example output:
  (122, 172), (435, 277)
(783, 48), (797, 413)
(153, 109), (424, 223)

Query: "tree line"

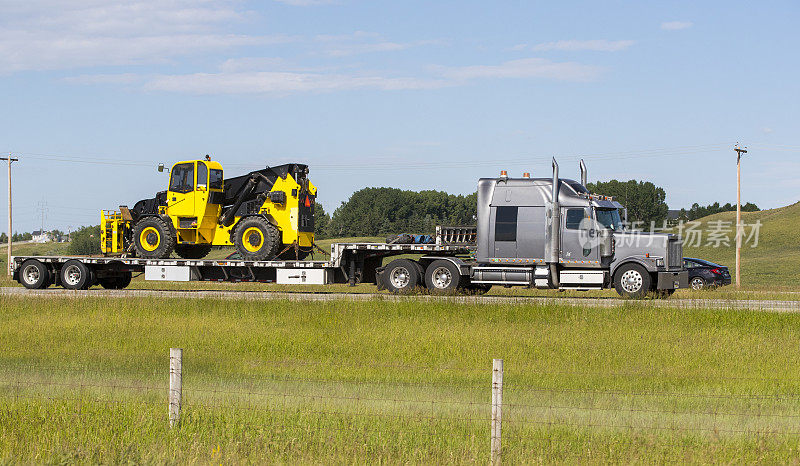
(678, 202), (759, 221)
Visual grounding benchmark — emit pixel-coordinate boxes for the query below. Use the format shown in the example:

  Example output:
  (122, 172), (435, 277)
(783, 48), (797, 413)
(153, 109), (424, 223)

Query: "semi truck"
(11, 158), (688, 298)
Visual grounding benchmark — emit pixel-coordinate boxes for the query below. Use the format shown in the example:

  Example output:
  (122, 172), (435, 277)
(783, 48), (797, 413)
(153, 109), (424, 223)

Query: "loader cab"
(166, 159), (224, 244)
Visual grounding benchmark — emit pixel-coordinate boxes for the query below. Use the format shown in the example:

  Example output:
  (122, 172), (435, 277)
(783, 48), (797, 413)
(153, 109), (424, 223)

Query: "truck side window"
(495, 206), (518, 242)
(169, 163), (194, 194)
(209, 169), (223, 190)
(197, 161), (208, 187)
(565, 208), (585, 230)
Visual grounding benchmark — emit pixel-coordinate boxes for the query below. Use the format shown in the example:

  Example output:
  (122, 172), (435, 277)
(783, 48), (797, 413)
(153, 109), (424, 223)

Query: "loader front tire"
(133, 217), (175, 259)
(234, 217), (279, 261)
(174, 244), (213, 260)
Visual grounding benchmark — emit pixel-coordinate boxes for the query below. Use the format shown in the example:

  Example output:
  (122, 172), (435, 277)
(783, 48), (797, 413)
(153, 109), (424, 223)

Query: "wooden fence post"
(169, 348), (183, 428)
(491, 358), (503, 464)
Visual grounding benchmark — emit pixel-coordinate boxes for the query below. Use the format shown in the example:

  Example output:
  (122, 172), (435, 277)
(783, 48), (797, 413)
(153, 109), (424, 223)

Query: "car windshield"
(595, 208), (623, 231)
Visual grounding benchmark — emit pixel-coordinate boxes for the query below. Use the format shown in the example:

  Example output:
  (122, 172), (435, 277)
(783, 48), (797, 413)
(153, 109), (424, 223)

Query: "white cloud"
(143, 71), (447, 94)
(531, 40), (635, 52)
(438, 57), (602, 82)
(661, 21), (693, 30)
(62, 73), (145, 85)
(0, 1), (289, 72)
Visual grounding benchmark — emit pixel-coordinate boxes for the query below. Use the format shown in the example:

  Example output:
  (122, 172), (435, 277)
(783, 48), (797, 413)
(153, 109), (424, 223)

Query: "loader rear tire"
(174, 244), (213, 260)
(234, 217), (280, 261)
(133, 217), (175, 259)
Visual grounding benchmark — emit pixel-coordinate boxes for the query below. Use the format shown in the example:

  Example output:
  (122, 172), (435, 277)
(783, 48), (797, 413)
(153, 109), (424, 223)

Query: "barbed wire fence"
(4, 351), (800, 462)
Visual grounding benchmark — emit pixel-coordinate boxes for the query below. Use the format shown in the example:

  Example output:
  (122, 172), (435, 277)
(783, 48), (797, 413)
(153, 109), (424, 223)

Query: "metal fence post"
(491, 358), (503, 464)
(169, 348), (183, 428)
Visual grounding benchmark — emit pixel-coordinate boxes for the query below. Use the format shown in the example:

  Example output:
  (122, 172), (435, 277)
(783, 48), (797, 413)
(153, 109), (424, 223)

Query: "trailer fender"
(419, 256), (471, 277)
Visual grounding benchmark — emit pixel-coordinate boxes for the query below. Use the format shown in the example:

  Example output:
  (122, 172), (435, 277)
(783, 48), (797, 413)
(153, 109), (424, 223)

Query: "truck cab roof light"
(522, 172), (530, 178)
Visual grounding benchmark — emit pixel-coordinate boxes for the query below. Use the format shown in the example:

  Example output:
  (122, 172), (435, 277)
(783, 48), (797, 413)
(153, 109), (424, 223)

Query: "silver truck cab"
(471, 159), (688, 297)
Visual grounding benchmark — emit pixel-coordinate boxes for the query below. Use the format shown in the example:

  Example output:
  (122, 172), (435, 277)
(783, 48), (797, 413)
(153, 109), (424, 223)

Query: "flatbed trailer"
(11, 241), (473, 290)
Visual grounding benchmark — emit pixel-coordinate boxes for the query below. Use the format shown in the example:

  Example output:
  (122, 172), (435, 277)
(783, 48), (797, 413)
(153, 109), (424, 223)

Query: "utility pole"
(37, 200), (48, 235)
(734, 144), (747, 288)
(1, 153), (19, 276)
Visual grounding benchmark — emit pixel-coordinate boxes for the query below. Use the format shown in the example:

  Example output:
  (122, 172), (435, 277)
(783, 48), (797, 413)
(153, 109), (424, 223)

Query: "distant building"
(31, 230), (51, 243)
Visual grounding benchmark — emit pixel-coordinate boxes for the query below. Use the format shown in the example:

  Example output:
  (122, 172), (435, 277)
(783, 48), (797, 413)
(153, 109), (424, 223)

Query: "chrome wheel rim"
(22, 265), (40, 285)
(63, 265), (82, 286)
(389, 266), (411, 289)
(620, 269), (643, 293)
(431, 266), (452, 289)
(691, 277), (704, 290)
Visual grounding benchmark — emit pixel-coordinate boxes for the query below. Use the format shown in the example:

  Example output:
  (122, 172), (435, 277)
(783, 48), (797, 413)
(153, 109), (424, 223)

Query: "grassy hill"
(677, 202), (800, 287)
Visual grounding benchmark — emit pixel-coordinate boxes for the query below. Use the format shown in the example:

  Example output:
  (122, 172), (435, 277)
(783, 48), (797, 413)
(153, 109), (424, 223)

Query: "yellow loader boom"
(101, 160), (316, 260)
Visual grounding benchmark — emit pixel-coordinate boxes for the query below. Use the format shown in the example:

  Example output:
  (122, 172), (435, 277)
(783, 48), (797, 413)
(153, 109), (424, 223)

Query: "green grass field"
(3, 295), (800, 462)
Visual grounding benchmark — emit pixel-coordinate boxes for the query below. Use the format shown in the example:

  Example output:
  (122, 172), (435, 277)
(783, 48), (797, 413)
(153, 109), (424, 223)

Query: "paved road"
(3, 287), (799, 312)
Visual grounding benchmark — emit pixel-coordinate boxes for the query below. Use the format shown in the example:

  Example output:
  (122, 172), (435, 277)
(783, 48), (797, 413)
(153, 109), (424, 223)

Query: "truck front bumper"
(656, 270), (689, 290)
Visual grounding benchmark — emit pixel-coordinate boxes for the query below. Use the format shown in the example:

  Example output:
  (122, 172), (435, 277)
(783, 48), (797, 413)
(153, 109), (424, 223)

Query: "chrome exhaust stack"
(580, 159), (587, 187)
(546, 158), (561, 287)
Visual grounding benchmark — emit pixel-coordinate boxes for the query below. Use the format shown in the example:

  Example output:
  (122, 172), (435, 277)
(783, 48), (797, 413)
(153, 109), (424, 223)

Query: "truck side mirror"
(158, 163), (165, 172)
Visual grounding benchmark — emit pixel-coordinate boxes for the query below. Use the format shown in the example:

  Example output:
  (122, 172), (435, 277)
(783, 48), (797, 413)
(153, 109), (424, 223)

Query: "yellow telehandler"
(101, 158), (317, 261)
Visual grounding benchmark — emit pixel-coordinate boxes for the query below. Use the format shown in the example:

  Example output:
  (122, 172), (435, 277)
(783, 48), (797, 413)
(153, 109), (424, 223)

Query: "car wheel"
(614, 263), (652, 299)
(690, 276), (706, 290)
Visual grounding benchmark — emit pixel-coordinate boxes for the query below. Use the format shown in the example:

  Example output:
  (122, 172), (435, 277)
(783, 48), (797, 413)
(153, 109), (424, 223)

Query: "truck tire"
(133, 217), (175, 259)
(18, 259), (50, 289)
(99, 271), (132, 289)
(60, 260), (94, 290)
(234, 217), (280, 261)
(613, 263), (652, 299)
(382, 259), (421, 294)
(174, 244), (213, 260)
(424, 259), (462, 294)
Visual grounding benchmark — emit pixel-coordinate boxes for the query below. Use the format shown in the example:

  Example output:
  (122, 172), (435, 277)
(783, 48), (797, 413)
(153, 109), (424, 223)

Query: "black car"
(683, 258), (732, 290)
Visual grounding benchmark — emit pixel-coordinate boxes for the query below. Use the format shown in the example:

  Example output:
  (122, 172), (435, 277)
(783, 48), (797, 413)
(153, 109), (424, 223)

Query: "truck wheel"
(424, 259), (462, 294)
(234, 217), (279, 261)
(19, 259), (50, 289)
(613, 263), (651, 299)
(60, 260), (94, 290)
(174, 244), (213, 259)
(382, 259), (421, 294)
(133, 217), (175, 259)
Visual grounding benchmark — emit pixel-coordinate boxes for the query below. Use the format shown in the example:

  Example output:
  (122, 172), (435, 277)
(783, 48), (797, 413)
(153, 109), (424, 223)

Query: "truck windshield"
(595, 208), (623, 231)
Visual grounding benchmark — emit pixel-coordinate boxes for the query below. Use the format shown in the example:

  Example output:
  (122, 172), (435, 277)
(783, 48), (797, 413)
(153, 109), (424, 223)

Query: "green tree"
(0, 232), (6, 244)
(313, 202), (331, 239)
(327, 188), (477, 237)
(68, 225), (101, 255)
(586, 179), (669, 230)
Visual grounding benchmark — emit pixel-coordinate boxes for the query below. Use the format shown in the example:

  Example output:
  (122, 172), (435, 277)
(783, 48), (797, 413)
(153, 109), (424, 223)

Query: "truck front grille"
(668, 237), (682, 269)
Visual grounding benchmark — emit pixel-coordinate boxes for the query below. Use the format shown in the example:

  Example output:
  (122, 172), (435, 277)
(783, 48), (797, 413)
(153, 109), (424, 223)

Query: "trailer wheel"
(613, 263), (651, 299)
(424, 260), (462, 294)
(234, 217), (280, 261)
(60, 260), (94, 290)
(174, 244), (213, 259)
(133, 217), (175, 259)
(18, 259), (50, 289)
(99, 271), (132, 289)
(382, 259), (421, 294)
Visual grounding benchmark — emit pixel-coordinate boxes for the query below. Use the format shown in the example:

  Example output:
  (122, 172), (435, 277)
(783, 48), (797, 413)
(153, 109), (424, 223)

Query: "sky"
(1, 0), (799, 234)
